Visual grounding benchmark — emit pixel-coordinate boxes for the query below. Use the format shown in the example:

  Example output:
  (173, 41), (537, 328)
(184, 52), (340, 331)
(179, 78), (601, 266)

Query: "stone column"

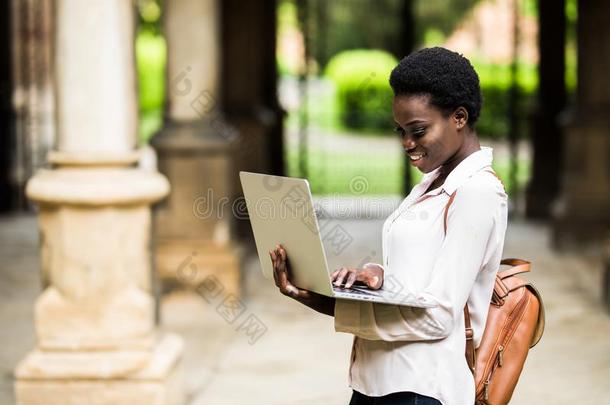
(552, 0), (610, 248)
(221, 0), (284, 240)
(151, 0), (243, 295)
(9, 0), (56, 209)
(525, 0), (565, 219)
(0, 0), (12, 211)
(14, 1), (184, 403)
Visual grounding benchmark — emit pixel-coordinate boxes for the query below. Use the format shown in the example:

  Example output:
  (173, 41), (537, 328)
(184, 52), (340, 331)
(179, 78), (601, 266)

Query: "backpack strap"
(443, 191), (457, 234)
(500, 258), (529, 266)
(464, 307), (476, 374)
(498, 259), (531, 279)
(484, 168), (505, 188)
(442, 189), (476, 374)
(443, 167), (503, 376)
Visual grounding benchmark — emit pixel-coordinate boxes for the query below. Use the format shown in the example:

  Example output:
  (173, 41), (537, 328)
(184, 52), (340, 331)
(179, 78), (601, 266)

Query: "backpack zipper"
(483, 345), (504, 401)
(497, 345), (504, 367)
(480, 291), (530, 400)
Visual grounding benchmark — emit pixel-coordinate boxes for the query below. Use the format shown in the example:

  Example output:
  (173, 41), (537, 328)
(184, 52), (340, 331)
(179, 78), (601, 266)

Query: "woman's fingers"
(330, 267), (382, 289)
(270, 250), (277, 270)
(363, 267), (383, 290)
(270, 248), (284, 289)
(344, 271), (358, 289)
(270, 251), (280, 286)
(272, 245), (298, 298)
(367, 274), (381, 289)
(333, 267), (350, 287)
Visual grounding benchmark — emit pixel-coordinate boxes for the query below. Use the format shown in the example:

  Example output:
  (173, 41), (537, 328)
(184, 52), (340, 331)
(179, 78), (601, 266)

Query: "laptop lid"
(239, 171), (334, 297)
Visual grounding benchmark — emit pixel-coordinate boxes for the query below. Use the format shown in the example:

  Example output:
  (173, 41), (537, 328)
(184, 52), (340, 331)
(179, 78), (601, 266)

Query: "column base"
(156, 239), (244, 296)
(15, 333), (185, 405)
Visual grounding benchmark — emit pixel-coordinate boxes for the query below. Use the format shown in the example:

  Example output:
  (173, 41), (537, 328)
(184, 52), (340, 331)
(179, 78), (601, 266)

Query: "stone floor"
(2, 213), (610, 404)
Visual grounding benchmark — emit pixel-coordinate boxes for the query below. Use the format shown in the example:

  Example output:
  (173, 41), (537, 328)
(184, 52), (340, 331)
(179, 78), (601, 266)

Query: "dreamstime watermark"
(355, 71), (393, 118)
(349, 175), (369, 195)
(320, 221), (354, 256)
(176, 252), (268, 345)
(192, 187), (430, 223)
(192, 189), (317, 222)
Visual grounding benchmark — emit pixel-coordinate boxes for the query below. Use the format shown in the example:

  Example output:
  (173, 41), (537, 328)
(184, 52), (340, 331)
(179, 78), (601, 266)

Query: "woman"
(269, 47), (508, 405)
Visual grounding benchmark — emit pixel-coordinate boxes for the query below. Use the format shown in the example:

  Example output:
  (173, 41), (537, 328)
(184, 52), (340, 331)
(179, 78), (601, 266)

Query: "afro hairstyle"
(389, 47), (482, 127)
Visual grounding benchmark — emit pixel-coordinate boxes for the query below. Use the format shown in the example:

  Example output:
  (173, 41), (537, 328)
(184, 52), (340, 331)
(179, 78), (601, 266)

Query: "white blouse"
(334, 147), (508, 405)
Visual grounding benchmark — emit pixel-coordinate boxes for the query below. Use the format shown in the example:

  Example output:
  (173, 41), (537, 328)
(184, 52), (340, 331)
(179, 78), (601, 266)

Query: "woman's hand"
(331, 264), (384, 290)
(268, 244), (336, 316)
(269, 244), (312, 300)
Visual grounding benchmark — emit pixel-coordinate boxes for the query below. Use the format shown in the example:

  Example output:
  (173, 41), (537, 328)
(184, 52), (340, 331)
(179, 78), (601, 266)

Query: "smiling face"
(392, 94), (476, 174)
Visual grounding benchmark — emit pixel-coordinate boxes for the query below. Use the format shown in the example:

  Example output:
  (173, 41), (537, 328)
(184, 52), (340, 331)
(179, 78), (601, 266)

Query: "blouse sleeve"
(334, 179), (506, 341)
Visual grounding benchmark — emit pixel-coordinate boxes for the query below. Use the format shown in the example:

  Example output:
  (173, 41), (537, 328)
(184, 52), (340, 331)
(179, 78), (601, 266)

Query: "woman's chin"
(414, 160), (441, 174)
(409, 156), (431, 173)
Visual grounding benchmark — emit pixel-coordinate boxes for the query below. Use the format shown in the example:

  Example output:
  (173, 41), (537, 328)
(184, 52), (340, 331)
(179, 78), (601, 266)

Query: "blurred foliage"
(137, 0), (163, 36)
(473, 60), (537, 139)
(317, 52), (539, 138)
(324, 50), (398, 131)
(565, 0), (577, 96)
(286, 138), (530, 196)
(309, 0), (404, 69)
(278, 0), (488, 71)
(478, 85), (533, 139)
(136, 0), (165, 143)
(278, 0), (574, 141)
(277, 1), (300, 76)
(136, 32), (166, 113)
(414, 0), (481, 45)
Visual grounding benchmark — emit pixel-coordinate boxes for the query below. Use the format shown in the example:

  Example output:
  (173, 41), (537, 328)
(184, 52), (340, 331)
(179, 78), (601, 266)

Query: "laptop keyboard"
(333, 285), (382, 297)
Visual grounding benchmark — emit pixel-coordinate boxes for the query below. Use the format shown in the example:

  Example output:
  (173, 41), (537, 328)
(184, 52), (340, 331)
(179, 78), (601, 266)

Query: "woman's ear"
(453, 107), (468, 130)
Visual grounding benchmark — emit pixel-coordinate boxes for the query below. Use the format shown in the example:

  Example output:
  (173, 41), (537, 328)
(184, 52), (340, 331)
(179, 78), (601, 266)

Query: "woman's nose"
(402, 136), (417, 150)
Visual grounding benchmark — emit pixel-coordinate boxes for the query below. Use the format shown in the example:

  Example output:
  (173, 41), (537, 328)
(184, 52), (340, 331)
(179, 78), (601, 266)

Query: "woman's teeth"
(409, 154), (425, 161)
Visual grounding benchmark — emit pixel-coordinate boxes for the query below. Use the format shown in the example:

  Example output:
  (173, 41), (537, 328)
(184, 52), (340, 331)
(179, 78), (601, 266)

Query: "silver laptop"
(239, 171), (436, 308)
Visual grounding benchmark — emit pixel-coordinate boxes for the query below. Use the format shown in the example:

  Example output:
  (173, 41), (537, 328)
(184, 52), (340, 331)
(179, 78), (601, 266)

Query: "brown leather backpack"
(467, 258), (545, 404)
(444, 171), (545, 405)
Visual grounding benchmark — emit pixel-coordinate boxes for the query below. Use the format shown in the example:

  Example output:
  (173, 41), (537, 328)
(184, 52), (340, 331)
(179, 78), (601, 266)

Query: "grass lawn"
(286, 137), (530, 197)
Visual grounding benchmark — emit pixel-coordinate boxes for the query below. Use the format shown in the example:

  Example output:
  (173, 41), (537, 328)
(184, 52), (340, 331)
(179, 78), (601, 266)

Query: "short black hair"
(389, 47), (482, 127)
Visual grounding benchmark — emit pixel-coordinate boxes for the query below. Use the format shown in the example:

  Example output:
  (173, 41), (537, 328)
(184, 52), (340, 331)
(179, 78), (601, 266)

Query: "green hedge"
(136, 31), (166, 142)
(324, 49), (398, 131)
(473, 61), (536, 139)
(323, 50), (537, 138)
(477, 85), (534, 139)
(136, 31), (166, 113)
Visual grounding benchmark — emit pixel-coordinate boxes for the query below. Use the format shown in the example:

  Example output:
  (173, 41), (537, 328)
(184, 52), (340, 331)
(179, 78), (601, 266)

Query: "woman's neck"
(439, 132), (481, 179)
(426, 132), (480, 192)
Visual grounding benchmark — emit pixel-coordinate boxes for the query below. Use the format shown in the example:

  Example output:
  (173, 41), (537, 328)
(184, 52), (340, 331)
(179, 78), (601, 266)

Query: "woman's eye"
(412, 127), (426, 138)
(394, 125), (426, 138)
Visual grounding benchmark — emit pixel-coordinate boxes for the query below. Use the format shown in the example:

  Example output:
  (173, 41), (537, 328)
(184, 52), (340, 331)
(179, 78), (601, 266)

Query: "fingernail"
(287, 285), (298, 297)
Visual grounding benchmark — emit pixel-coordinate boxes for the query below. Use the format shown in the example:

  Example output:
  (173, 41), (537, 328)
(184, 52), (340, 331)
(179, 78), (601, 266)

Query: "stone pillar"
(525, 0), (565, 218)
(14, 1), (184, 403)
(151, 0), (243, 295)
(221, 0), (284, 240)
(552, 0), (610, 248)
(9, 0), (56, 209)
(0, 0), (12, 211)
